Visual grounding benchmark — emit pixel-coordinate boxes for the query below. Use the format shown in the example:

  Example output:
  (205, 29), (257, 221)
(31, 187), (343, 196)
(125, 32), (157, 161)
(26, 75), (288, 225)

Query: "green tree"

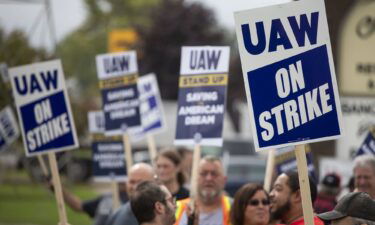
(57, 0), (159, 137)
(0, 27), (49, 108)
(136, 0), (244, 131)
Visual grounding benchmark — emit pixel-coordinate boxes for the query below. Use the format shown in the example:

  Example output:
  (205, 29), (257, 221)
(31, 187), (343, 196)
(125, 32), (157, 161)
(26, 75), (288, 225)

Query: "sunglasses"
(248, 199), (270, 206)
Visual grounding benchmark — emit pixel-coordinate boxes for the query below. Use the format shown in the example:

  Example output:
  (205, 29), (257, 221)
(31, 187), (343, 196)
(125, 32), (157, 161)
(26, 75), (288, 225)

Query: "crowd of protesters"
(49, 150), (375, 225)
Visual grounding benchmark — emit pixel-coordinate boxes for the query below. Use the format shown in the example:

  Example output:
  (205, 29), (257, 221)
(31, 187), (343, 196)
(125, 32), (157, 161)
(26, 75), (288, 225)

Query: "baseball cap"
(318, 192), (375, 221)
(322, 173), (341, 188)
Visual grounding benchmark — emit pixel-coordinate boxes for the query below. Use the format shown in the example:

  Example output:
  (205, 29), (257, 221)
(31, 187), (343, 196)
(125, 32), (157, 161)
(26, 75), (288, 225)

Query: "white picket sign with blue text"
(234, 0), (343, 151)
(0, 106), (20, 152)
(134, 73), (166, 140)
(9, 60), (79, 156)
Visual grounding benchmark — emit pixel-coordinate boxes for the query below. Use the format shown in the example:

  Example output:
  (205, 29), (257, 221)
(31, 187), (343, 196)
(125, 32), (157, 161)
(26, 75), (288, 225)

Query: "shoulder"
(109, 202), (138, 225)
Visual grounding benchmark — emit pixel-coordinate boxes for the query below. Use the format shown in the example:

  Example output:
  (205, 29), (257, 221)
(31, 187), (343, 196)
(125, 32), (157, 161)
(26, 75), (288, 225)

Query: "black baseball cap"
(318, 192), (375, 221)
(322, 173), (340, 188)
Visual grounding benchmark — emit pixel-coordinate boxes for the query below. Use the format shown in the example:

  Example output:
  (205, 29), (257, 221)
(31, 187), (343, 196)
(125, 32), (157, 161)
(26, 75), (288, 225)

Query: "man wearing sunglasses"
(270, 170), (323, 225)
(131, 180), (177, 225)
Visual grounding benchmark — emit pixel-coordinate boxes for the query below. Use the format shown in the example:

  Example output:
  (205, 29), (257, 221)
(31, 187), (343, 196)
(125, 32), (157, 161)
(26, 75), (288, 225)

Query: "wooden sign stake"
(37, 155), (49, 177)
(264, 149), (275, 192)
(147, 134), (158, 164)
(111, 179), (121, 211)
(48, 152), (70, 225)
(189, 133), (202, 211)
(294, 144), (314, 225)
(122, 133), (133, 174)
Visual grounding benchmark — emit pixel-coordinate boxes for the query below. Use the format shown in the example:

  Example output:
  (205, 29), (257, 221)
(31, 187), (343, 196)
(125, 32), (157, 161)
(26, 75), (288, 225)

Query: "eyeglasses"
(248, 199), (270, 206)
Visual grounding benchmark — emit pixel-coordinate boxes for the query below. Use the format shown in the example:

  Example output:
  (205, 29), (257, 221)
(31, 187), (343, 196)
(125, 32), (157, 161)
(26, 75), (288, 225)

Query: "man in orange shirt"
(270, 170), (323, 225)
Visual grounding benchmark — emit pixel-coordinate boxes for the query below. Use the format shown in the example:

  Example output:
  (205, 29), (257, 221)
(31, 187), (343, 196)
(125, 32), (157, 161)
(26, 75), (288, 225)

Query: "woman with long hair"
(231, 183), (270, 225)
(154, 149), (189, 200)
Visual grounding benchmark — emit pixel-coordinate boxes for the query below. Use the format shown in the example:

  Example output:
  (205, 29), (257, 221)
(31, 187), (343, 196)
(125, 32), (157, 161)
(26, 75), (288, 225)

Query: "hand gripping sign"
(9, 60), (79, 156)
(96, 51), (141, 136)
(0, 106), (20, 152)
(175, 46), (230, 147)
(234, 0), (343, 151)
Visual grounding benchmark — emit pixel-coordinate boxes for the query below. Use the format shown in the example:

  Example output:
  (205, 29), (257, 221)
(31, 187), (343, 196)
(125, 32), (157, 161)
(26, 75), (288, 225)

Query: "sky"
(0, 0), (289, 50)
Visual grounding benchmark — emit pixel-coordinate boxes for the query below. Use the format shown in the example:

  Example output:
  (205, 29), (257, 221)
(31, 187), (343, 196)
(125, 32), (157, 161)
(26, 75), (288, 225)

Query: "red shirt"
(289, 216), (325, 225)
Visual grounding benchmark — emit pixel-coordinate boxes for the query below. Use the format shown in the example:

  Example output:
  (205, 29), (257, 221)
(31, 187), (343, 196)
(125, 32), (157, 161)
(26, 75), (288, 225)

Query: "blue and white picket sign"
(356, 130), (375, 156)
(88, 111), (127, 182)
(174, 46), (230, 147)
(275, 146), (317, 180)
(234, 0), (343, 151)
(96, 51), (141, 136)
(0, 63), (9, 83)
(92, 140), (127, 182)
(0, 106), (20, 152)
(8, 60), (78, 156)
(134, 73), (166, 140)
(88, 111), (105, 134)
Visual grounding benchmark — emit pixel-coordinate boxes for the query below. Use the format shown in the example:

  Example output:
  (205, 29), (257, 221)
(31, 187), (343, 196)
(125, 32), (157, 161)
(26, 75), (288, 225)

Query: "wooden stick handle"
(48, 152), (70, 225)
(147, 134), (157, 165)
(264, 149), (275, 192)
(190, 143), (201, 200)
(122, 134), (133, 174)
(111, 180), (121, 211)
(294, 145), (314, 225)
(188, 143), (201, 212)
(37, 155), (49, 177)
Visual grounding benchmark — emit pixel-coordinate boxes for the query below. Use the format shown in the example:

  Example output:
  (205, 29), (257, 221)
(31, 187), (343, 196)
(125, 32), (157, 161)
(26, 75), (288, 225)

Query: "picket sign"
(135, 73), (166, 162)
(234, 0), (344, 224)
(48, 153), (71, 225)
(355, 127), (375, 157)
(295, 145), (314, 225)
(263, 149), (275, 192)
(174, 46), (230, 147)
(9, 60), (78, 225)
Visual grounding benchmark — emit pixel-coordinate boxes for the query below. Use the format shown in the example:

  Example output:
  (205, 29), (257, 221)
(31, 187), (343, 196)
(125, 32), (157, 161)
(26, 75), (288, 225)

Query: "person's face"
(127, 168), (154, 197)
(156, 156), (178, 184)
(331, 216), (354, 225)
(354, 166), (375, 197)
(244, 190), (270, 225)
(198, 160), (226, 202)
(160, 186), (176, 225)
(269, 174), (292, 220)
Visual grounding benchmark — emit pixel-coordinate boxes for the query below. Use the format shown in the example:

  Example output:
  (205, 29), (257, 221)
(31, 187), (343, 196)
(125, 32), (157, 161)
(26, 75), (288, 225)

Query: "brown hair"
(230, 183), (269, 225)
(155, 149), (186, 186)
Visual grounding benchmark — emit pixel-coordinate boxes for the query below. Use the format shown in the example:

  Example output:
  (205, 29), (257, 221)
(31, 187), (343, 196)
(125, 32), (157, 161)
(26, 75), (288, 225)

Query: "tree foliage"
(0, 27), (49, 108)
(136, 0), (244, 131)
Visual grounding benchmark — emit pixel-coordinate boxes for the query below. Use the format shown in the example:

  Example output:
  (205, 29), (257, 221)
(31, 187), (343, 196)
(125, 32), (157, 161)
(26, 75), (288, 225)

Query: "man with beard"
(174, 155), (232, 225)
(131, 181), (177, 225)
(269, 170), (323, 225)
(353, 155), (375, 199)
